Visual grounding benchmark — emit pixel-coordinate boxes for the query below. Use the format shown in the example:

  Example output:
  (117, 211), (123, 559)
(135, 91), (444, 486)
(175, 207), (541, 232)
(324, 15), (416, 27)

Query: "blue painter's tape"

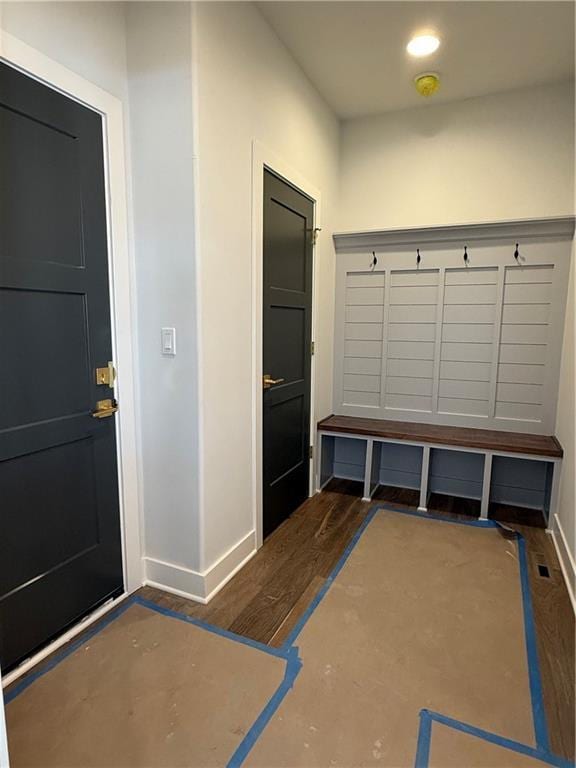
(375, 503), (499, 529)
(4, 503), (565, 768)
(281, 503), (497, 652)
(5, 593), (291, 707)
(414, 709), (433, 768)
(280, 506), (380, 651)
(4, 595), (137, 704)
(517, 536), (550, 752)
(132, 595), (290, 660)
(227, 645), (303, 768)
(414, 710), (574, 768)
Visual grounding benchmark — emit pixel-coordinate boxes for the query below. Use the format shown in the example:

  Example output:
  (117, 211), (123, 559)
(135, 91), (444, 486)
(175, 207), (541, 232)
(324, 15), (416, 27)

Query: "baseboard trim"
(144, 530), (256, 603)
(549, 513), (576, 614)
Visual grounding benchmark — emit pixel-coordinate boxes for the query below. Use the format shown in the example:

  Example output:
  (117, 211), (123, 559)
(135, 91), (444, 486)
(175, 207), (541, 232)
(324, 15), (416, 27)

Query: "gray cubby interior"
(334, 437), (367, 481)
(377, 442), (423, 490)
(319, 432), (557, 516)
(489, 455), (551, 511)
(429, 449), (484, 500)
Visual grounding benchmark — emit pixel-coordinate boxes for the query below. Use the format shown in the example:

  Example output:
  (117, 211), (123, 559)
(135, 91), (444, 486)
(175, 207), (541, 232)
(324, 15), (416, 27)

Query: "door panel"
(0, 63), (123, 671)
(263, 171), (313, 539)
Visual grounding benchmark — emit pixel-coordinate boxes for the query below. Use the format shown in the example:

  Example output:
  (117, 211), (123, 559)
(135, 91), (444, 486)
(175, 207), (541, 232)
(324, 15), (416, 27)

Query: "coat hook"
(416, 248), (421, 266)
(463, 245), (469, 265)
(371, 251), (377, 269)
(514, 243), (520, 262)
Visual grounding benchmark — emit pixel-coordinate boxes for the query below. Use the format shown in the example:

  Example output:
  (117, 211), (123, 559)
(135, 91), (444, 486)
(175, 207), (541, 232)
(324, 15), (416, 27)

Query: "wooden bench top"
(317, 415), (563, 459)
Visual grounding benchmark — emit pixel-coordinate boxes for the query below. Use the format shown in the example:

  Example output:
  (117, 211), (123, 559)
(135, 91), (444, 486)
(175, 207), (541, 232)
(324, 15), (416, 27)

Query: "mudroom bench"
(316, 415), (563, 527)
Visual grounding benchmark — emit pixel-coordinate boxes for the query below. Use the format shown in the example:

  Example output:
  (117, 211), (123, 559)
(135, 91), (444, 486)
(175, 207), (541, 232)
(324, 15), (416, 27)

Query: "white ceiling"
(257, 1), (575, 119)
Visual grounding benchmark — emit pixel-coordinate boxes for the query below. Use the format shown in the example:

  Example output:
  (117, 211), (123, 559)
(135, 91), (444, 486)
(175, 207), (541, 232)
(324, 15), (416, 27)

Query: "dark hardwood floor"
(5, 480), (574, 761)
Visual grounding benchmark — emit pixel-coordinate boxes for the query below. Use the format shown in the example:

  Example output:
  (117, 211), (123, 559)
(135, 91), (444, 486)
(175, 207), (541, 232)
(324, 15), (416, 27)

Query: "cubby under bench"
(317, 415), (563, 528)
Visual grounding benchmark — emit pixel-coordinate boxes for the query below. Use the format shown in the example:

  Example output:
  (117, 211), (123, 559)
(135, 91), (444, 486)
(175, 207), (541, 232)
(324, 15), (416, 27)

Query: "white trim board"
(251, 141), (322, 549)
(334, 216), (576, 252)
(0, 30), (143, 704)
(549, 514), (576, 614)
(144, 529), (256, 603)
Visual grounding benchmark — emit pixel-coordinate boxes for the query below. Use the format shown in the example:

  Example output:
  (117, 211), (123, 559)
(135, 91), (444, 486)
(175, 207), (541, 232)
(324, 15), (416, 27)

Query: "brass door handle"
(92, 399), (119, 418)
(263, 374), (285, 390)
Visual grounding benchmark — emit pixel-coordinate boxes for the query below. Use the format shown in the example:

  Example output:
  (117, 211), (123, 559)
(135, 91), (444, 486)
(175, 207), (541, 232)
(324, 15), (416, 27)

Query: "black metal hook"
(514, 243), (520, 262)
(463, 245), (469, 265)
(416, 248), (421, 266)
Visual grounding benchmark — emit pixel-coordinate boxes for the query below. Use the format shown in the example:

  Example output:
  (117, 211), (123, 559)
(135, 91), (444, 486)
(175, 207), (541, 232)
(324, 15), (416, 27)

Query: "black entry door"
(0, 63), (123, 671)
(263, 170), (314, 539)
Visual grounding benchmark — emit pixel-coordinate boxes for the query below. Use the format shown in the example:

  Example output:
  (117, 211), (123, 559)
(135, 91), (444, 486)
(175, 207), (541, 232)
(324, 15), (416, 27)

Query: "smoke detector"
(414, 72), (440, 97)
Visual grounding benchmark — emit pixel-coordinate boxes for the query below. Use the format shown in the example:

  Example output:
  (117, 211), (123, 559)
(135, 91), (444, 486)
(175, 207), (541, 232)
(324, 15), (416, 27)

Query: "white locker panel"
(390, 305), (437, 323)
(386, 377), (433, 396)
(347, 272), (385, 288)
(500, 325), (549, 345)
(388, 323), (436, 341)
(344, 340), (381, 358)
(444, 304), (496, 324)
(439, 361), (492, 382)
(438, 267), (498, 418)
(498, 344), (547, 365)
(342, 390), (380, 407)
(390, 285), (438, 305)
(387, 341), (435, 360)
(345, 305), (383, 323)
(344, 357), (381, 375)
(439, 379), (490, 400)
(495, 264), (553, 426)
(384, 270), (439, 414)
(342, 271), (385, 409)
(387, 359), (435, 378)
(345, 324), (383, 341)
(343, 374), (380, 393)
(442, 324), (494, 343)
(504, 283), (553, 304)
(497, 363), (544, 385)
(443, 283), (498, 304)
(386, 394), (433, 412)
(333, 220), (573, 432)
(495, 402), (543, 421)
(438, 397), (490, 417)
(441, 342), (493, 363)
(346, 286), (384, 305)
(501, 304), (550, 324)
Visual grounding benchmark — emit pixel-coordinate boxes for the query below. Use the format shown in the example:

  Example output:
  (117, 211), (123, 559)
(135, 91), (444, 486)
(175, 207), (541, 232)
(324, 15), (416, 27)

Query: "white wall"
(0, 1), (128, 100)
(554, 246), (575, 602)
(125, 2), (202, 575)
(338, 82), (575, 231)
(195, 2), (339, 569)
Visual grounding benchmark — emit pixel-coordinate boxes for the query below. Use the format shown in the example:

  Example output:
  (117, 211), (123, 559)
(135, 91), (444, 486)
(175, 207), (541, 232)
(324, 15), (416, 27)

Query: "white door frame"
(0, 32), (142, 689)
(251, 141), (322, 548)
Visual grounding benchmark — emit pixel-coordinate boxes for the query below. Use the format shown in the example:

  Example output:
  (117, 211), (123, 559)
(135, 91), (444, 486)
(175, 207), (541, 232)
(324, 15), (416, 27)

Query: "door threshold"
(1, 592), (130, 688)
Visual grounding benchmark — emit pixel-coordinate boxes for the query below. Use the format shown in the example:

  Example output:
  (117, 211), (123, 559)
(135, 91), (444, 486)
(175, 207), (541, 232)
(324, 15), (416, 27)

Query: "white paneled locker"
(333, 218), (574, 434)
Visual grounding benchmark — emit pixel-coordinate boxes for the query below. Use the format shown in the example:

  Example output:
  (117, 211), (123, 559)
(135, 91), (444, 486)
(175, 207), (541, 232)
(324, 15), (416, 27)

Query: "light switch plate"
(161, 327), (176, 356)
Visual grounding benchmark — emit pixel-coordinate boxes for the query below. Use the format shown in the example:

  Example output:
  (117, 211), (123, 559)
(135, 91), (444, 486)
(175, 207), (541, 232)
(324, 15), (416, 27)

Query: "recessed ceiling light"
(407, 34), (440, 58)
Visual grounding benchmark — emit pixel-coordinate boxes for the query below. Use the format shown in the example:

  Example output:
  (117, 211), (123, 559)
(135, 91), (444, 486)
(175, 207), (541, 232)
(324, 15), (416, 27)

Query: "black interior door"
(263, 170), (314, 539)
(0, 63), (123, 671)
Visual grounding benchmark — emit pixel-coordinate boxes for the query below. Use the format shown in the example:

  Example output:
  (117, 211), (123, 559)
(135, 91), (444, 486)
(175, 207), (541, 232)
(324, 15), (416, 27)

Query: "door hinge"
(309, 445), (314, 460)
(311, 341), (315, 356)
